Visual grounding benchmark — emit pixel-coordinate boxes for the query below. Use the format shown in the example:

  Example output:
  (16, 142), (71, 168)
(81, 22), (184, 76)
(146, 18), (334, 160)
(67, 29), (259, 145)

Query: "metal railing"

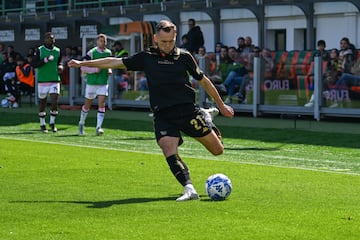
(59, 56), (360, 120)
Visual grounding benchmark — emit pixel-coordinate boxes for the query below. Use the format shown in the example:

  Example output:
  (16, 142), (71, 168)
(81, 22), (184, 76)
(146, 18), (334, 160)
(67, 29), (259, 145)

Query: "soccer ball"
(1, 98), (9, 108)
(205, 173), (232, 201)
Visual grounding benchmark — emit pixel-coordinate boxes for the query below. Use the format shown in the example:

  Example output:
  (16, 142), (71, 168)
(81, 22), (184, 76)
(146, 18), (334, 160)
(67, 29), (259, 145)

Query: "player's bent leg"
(158, 136), (180, 157)
(196, 131), (224, 156)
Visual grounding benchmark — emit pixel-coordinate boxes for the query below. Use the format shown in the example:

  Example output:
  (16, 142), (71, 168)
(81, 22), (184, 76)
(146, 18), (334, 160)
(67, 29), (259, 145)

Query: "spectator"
(26, 54), (34, 65)
(60, 45), (73, 87)
(324, 48), (340, 86)
(186, 18), (204, 55)
(71, 46), (82, 60)
(135, 71), (148, 101)
(242, 36), (255, 55)
(237, 47), (275, 104)
(214, 42), (223, 66)
(3, 80), (19, 108)
(328, 50), (360, 107)
(212, 45), (233, 92)
(179, 34), (189, 50)
(0, 43), (5, 64)
(31, 32), (63, 133)
(7, 45), (20, 59)
(313, 39), (330, 62)
(113, 40), (129, 98)
(27, 47), (35, 57)
(236, 36), (245, 53)
(192, 46), (208, 89)
(78, 33), (112, 136)
(61, 46), (73, 66)
(0, 52), (9, 93)
(209, 45), (233, 95)
(219, 45), (233, 65)
(334, 58), (360, 91)
(304, 48), (340, 107)
(3, 55), (17, 89)
(337, 37), (355, 74)
(194, 46), (206, 62)
(218, 46), (248, 103)
(16, 55), (34, 95)
(3, 55), (20, 107)
(237, 36), (255, 70)
(321, 37), (355, 108)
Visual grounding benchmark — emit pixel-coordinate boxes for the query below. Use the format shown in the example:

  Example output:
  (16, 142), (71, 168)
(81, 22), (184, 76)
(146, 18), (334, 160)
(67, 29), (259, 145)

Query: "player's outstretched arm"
(68, 57), (125, 69)
(199, 76), (234, 118)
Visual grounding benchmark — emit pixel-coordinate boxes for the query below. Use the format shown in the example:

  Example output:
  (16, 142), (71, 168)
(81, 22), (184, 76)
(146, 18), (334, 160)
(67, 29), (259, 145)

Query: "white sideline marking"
(1, 136), (359, 176)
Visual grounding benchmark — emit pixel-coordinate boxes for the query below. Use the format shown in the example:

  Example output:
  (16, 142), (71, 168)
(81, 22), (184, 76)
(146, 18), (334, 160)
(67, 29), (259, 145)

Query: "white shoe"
(329, 102), (339, 108)
(304, 101), (314, 107)
(96, 127), (104, 136)
(201, 107), (219, 122)
(304, 94), (314, 107)
(135, 95), (146, 101)
(176, 185), (199, 202)
(78, 123), (85, 136)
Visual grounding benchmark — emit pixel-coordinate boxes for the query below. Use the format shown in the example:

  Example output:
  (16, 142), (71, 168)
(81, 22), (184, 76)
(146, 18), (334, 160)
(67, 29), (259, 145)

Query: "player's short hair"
(97, 33), (107, 41)
(156, 20), (177, 33)
(44, 32), (54, 39)
(317, 39), (326, 47)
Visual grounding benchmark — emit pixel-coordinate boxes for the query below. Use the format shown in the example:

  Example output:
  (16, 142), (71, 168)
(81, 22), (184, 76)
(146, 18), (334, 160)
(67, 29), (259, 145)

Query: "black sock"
(166, 154), (192, 186)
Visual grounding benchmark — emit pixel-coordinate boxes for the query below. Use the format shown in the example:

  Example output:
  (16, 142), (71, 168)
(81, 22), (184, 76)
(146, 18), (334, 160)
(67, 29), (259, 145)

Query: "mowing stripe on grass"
(1, 136), (359, 176)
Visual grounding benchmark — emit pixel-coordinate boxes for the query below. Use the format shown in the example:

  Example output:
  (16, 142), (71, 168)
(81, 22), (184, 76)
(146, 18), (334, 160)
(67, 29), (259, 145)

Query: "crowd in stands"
(190, 35), (276, 104)
(187, 31), (360, 107)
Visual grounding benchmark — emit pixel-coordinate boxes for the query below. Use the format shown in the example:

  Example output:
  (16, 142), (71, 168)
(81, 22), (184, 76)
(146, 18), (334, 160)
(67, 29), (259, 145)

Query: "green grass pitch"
(0, 106), (359, 239)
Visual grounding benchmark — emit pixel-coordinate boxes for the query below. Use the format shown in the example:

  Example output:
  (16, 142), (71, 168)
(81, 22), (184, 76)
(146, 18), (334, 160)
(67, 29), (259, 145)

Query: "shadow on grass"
(0, 130), (38, 135)
(10, 196), (177, 208)
(225, 147), (280, 151)
(55, 134), (84, 137)
(116, 137), (155, 141)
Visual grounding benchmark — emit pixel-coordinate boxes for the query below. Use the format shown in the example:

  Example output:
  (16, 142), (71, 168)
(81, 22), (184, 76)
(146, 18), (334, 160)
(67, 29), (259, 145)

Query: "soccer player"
(68, 20), (234, 201)
(78, 34), (112, 136)
(31, 32), (63, 133)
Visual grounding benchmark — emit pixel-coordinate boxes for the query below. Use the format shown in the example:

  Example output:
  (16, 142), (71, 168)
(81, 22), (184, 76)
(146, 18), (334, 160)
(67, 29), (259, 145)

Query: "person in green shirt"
(78, 34), (112, 136)
(31, 32), (63, 133)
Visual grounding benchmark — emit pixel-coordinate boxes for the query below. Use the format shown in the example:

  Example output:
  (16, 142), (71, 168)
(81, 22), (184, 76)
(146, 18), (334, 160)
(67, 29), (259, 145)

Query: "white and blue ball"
(205, 173), (232, 201)
(1, 98), (9, 108)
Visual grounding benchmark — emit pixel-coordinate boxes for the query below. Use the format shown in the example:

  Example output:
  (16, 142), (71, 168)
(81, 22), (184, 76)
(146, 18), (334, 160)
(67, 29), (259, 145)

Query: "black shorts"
(153, 103), (212, 143)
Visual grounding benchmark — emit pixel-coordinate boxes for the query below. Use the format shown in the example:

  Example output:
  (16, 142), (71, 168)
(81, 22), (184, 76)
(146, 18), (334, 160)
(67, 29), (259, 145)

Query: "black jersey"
(122, 47), (204, 112)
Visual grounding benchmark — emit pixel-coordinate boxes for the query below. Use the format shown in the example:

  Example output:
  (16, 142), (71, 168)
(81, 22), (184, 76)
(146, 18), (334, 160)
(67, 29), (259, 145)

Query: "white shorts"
(38, 82), (60, 99)
(85, 84), (108, 99)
